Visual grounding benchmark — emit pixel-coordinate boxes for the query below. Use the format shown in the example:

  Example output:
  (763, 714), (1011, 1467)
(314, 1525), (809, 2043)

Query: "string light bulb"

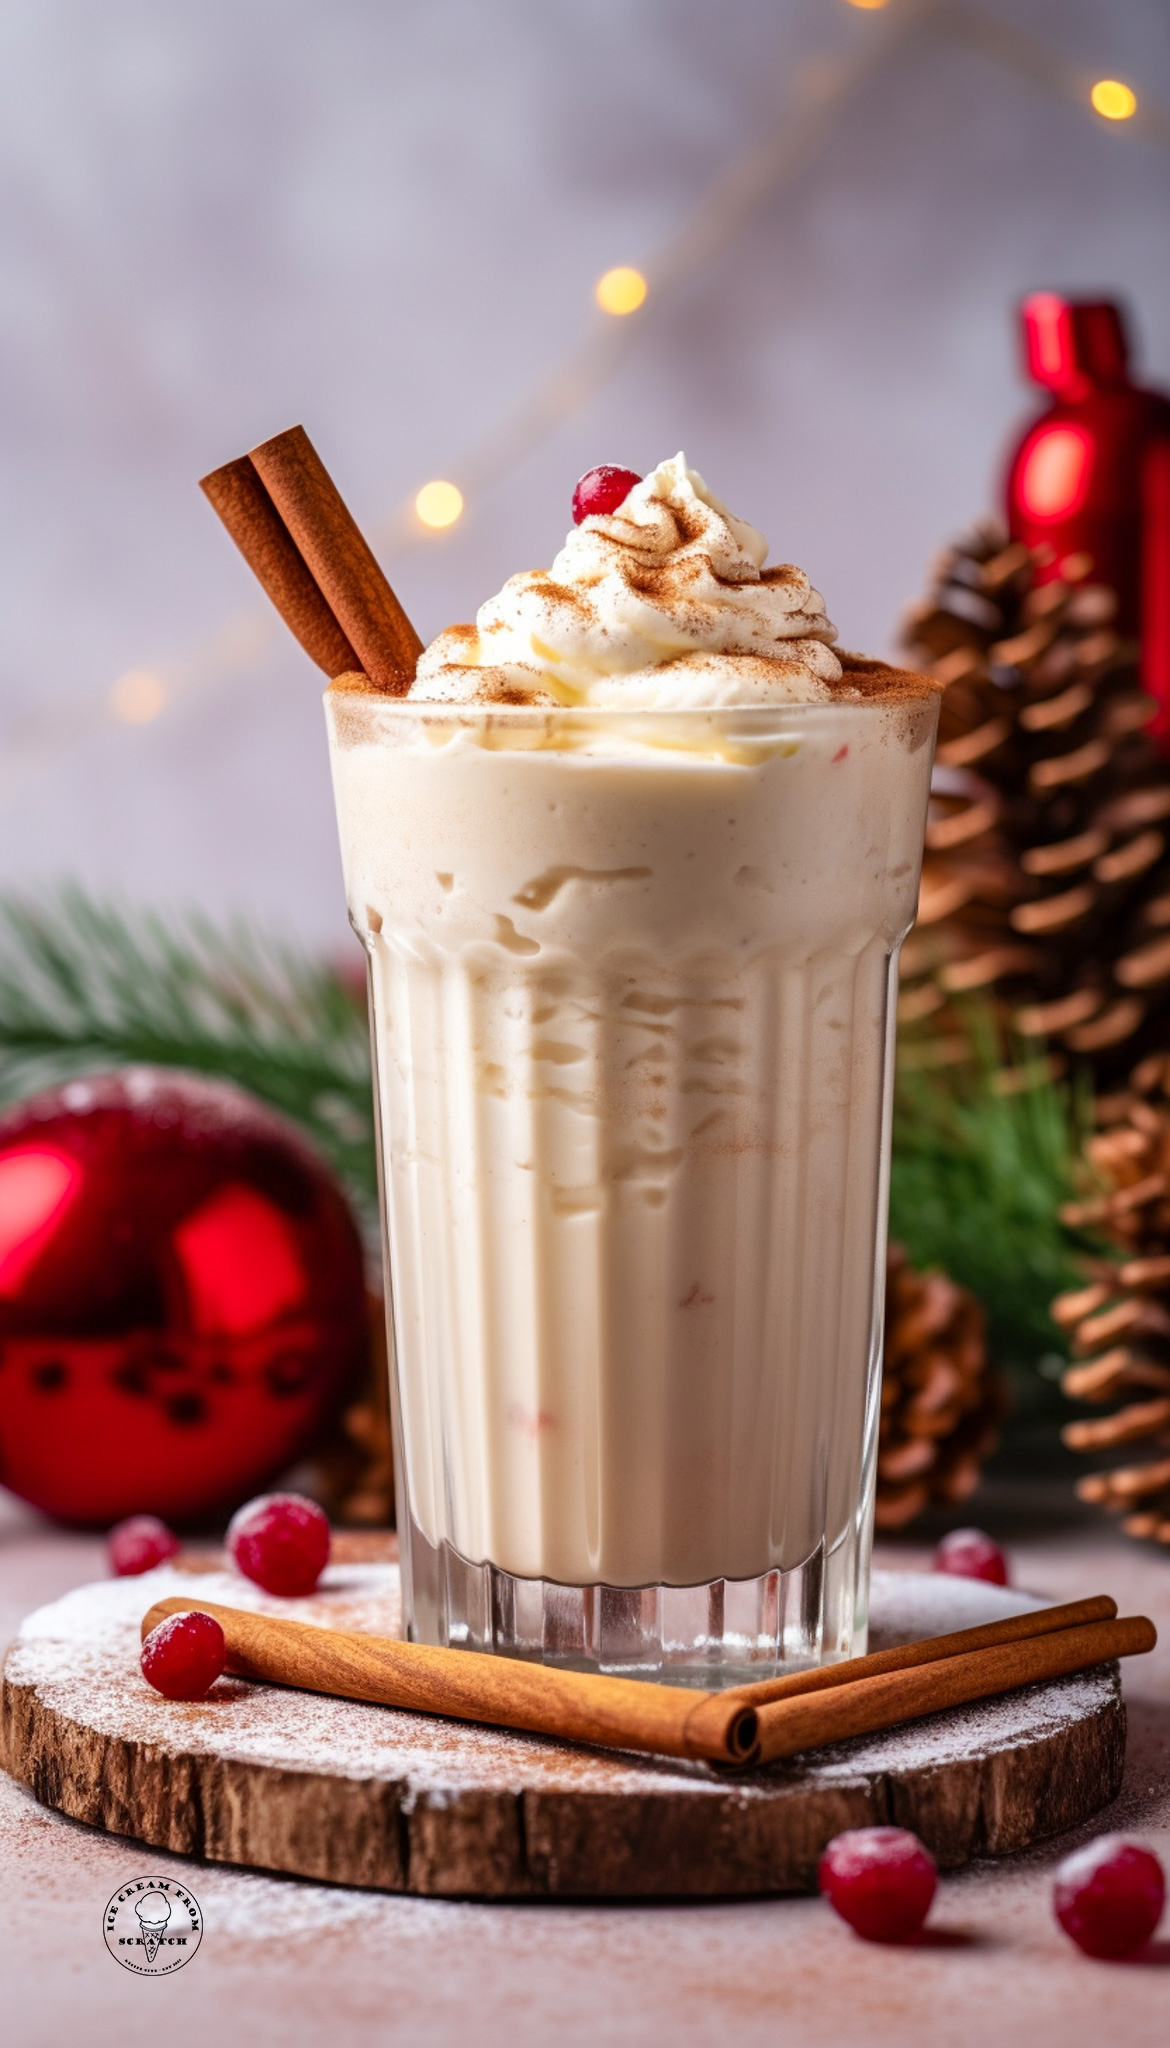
(110, 670), (166, 723)
(414, 479), (464, 530)
(595, 267), (648, 317)
(1090, 79), (1137, 121)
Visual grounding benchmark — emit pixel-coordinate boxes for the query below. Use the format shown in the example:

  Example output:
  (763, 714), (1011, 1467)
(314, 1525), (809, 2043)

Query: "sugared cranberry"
(227, 1491), (331, 1595)
(1054, 1836), (1165, 1959)
(140, 1610), (226, 1700)
(571, 465), (642, 525)
(108, 1514), (181, 1577)
(818, 1827), (938, 1943)
(932, 1527), (1009, 1585)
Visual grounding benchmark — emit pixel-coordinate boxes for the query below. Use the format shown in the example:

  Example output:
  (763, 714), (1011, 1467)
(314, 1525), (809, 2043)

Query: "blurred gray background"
(0, 0), (1167, 949)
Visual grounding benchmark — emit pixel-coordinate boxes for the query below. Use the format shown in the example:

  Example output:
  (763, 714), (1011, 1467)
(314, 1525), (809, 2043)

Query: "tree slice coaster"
(0, 1556), (1125, 1899)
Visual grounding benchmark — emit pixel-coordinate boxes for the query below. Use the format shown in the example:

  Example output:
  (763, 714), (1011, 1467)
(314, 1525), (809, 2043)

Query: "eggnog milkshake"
(327, 456), (941, 1680)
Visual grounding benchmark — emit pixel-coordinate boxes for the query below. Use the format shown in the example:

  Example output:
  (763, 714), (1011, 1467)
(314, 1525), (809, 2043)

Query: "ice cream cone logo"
(134, 1890), (172, 1962)
(104, 1877), (202, 1974)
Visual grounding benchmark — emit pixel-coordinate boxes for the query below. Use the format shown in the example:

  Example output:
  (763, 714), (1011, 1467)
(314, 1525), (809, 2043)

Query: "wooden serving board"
(0, 1546), (1125, 1899)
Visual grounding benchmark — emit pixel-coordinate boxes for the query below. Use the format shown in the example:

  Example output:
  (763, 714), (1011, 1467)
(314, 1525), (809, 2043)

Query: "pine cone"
(1054, 1053), (1170, 1546)
(311, 1292), (395, 1528)
(900, 522), (1170, 1082)
(876, 1244), (1004, 1530)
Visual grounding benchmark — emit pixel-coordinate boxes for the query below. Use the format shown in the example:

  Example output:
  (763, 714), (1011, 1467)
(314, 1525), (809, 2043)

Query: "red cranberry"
(227, 1491), (331, 1595)
(818, 1827), (938, 1943)
(140, 1610), (226, 1700)
(571, 465), (642, 525)
(932, 1527), (1009, 1585)
(108, 1514), (181, 1577)
(1054, 1835), (1165, 1959)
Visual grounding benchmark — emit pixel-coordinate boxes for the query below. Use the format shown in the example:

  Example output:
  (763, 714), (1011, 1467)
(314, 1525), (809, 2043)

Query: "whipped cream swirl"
(411, 453), (843, 708)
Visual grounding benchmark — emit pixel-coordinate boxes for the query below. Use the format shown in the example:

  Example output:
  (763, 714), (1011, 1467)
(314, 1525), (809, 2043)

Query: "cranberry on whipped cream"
(412, 452), (845, 709)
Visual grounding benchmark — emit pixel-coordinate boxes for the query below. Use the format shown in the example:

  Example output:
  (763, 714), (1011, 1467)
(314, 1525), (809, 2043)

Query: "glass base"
(399, 1510), (870, 1689)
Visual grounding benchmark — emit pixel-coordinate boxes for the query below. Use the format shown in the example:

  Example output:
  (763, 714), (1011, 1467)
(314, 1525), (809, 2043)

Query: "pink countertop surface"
(2, 1483), (1167, 2048)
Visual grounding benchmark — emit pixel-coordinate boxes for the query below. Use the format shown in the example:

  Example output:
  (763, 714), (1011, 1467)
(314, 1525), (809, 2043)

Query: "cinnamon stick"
(199, 455), (361, 678)
(140, 1594), (1153, 1772)
(751, 1612), (1155, 1764)
(720, 1594), (1118, 1712)
(249, 425), (423, 694)
(139, 1596), (759, 1766)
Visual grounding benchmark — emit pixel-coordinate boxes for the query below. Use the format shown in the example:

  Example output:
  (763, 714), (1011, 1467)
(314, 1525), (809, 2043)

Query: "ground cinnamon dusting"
(329, 655), (941, 707)
(524, 577), (593, 618)
(836, 654), (945, 702)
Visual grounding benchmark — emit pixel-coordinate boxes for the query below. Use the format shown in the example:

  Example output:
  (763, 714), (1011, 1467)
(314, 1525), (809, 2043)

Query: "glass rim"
(324, 689), (939, 724)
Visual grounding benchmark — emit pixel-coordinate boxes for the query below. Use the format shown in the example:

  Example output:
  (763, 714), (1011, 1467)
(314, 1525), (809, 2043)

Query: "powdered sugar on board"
(4, 1563), (1117, 1798)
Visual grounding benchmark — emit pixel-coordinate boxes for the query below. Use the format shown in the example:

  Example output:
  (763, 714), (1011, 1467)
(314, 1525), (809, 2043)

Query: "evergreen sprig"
(890, 1016), (1095, 1409)
(0, 889), (377, 1222)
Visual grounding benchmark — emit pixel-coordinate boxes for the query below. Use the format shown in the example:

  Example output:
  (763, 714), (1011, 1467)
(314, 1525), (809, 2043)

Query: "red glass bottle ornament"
(0, 1070), (368, 1526)
(1005, 294), (1170, 745)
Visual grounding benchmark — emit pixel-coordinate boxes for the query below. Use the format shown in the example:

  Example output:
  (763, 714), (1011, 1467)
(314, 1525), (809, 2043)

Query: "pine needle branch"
(0, 888), (377, 1221)
(891, 1007), (1097, 1407)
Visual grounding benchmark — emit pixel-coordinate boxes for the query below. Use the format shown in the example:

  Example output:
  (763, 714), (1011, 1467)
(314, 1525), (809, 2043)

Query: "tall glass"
(326, 686), (938, 1685)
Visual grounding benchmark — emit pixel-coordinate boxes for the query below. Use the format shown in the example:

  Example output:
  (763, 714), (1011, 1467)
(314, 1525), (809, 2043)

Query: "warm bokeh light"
(414, 479), (464, 529)
(595, 266), (648, 317)
(1090, 79), (1137, 121)
(843, 0), (890, 10)
(110, 669), (166, 723)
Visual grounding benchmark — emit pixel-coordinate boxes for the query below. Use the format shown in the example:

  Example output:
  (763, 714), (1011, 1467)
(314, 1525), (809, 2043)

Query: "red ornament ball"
(109, 1513), (180, 1576)
(227, 1490), (330, 1595)
(0, 1070), (368, 1527)
(571, 465), (642, 525)
(818, 1827), (938, 1943)
(1054, 1835), (1165, 1959)
(932, 1527), (1009, 1585)
(141, 1609), (226, 1700)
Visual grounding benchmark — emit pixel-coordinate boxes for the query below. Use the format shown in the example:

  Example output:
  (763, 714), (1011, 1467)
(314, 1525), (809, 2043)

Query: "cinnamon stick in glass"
(139, 1595), (760, 1766)
(199, 454), (361, 679)
(249, 425), (423, 695)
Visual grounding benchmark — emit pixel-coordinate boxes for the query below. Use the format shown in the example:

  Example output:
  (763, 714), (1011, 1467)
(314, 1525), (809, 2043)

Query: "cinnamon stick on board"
(142, 1593), (1153, 1769)
(721, 1594), (1119, 1711)
(249, 425), (424, 695)
(139, 1595), (759, 1766)
(751, 1612), (1156, 1764)
(200, 455), (360, 678)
